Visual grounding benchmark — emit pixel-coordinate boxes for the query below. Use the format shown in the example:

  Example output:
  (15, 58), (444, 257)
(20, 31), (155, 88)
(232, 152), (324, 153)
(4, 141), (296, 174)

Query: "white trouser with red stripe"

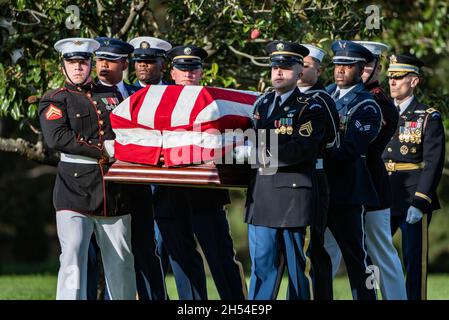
(55, 210), (136, 300)
(324, 208), (407, 300)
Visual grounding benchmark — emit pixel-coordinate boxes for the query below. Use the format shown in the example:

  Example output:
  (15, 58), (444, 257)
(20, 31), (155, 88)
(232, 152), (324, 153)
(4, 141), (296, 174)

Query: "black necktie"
(113, 85), (124, 102)
(268, 95), (282, 117)
(396, 104), (401, 113)
(333, 90), (340, 101)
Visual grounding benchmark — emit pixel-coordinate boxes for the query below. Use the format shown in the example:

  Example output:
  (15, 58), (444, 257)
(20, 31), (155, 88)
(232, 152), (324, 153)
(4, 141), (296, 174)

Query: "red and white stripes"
(110, 85), (259, 166)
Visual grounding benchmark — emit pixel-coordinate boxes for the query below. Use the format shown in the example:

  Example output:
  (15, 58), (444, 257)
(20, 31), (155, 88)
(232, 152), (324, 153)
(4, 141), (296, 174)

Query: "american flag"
(110, 85), (259, 166)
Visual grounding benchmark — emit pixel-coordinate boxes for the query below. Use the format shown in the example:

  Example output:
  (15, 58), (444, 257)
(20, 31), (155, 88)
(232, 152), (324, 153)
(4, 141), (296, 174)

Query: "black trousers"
(327, 203), (377, 300)
(391, 213), (432, 300)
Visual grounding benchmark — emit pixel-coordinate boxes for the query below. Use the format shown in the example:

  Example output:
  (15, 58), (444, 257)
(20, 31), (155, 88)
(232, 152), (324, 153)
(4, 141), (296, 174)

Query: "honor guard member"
(129, 36), (172, 87)
(244, 41), (325, 300)
(325, 40), (382, 300)
(86, 37), (167, 300)
(383, 54), (445, 300)
(335, 41), (406, 300)
(129, 36), (172, 280)
(294, 44), (339, 300)
(153, 45), (246, 300)
(95, 37), (140, 98)
(39, 38), (136, 299)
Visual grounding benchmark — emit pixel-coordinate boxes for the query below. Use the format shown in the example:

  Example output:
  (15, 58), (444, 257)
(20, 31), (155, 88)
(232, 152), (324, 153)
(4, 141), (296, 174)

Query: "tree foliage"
(1, 0), (448, 127)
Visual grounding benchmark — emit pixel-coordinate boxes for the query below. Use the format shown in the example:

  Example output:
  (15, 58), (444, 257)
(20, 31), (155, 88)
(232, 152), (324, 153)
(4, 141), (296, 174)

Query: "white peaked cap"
(301, 44), (326, 62)
(353, 41), (390, 57)
(129, 36), (172, 52)
(54, 38), (100, 57)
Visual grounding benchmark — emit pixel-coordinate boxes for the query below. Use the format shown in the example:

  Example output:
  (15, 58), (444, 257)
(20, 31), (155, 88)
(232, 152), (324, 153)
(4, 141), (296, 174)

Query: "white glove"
(406, 206), (423, 224)
(233, 140), (253, 163)
(103, 140), (115, 158)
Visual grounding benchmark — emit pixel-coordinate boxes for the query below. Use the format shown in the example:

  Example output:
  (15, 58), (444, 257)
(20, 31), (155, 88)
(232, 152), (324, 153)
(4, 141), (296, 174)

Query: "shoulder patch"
(45, 104), (63, 120)
(426, 107), (438, 114)
(363, 104), (379, 114)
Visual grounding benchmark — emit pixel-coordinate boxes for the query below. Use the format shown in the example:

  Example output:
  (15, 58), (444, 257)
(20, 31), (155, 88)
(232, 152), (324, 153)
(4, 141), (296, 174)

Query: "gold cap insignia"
(140, 41), (150, 49)
(276, 43), (284, 51)
(299, 121), (313, 137)
(73, 40), (82, 46)
(184, 47), (192, 55)
(390, 54), (397, 64)
(338, 41), (347, 49)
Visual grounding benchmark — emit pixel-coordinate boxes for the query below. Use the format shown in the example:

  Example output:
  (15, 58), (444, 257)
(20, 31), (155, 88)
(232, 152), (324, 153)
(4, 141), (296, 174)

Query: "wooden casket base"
(104, 160), (250, 189)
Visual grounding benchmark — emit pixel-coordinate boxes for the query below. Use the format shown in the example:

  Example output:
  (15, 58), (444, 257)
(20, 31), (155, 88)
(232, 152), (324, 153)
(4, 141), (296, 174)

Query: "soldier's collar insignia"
(276, 43), (284, 51)
(141, 41), (150, 49)
(184, 47), (192, 55)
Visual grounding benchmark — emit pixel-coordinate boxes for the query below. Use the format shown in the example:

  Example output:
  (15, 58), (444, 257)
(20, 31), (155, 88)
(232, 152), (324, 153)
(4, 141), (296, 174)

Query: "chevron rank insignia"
(299, 121), (313, 137)
(45, 104), (63, 120)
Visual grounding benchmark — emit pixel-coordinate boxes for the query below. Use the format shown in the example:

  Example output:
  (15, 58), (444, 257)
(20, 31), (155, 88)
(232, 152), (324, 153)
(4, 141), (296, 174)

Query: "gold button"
(97, 110), (102, 115)
(93, 101), (97, 105)
(387, 147), (392, 152)
(88, 140), (92, 144)
(99, 120), (104, 125)
(86, 93), (91, 98)
(80, 137), (84, 141)
(74, 172), (78, 177)
(292, 183), (297, 187)
(97, 143), (102, 147)
(99, 130), (104, 135)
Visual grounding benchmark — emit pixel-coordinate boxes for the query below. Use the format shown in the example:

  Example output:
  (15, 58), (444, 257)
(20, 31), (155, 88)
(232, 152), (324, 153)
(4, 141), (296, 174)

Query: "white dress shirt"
(395, 95), (414, 116)
(267, 88), (296, 117)
(99, 80), (128, 99)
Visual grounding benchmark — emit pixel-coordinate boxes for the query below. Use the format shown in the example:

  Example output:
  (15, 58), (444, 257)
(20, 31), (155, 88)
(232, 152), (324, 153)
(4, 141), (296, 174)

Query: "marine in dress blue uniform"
(325, 40), (382, 300)
(383, 54), (445, 300)
(86, 37), (167, 300)
(39, 38), (136, 299)
(153, 45), (246, 300)
(245, 41), (326, 300)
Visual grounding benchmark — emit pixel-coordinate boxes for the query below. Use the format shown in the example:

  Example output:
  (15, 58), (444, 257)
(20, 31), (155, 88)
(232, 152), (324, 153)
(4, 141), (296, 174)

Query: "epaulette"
(254, 91), (270, 107)
(426, 107), (439, 114)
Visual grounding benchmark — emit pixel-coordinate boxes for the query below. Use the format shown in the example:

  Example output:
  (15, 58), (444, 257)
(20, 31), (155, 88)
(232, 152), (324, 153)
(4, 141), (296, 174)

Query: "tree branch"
(0, 136), (58, 166)
(228, 45), (270, 67)
(115, 0), (146, 38)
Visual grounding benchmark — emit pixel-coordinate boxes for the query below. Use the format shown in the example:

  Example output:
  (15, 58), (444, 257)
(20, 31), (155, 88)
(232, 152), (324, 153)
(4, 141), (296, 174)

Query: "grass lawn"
(1, 274), (449, 300)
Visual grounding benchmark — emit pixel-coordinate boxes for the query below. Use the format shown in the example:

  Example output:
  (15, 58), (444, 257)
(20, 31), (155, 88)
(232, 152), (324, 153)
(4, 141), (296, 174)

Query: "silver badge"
(184, 47), (192, 55)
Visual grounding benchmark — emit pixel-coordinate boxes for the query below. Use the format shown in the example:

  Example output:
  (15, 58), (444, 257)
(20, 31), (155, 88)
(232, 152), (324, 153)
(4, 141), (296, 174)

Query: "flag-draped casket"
(110, 85), (259, 167)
